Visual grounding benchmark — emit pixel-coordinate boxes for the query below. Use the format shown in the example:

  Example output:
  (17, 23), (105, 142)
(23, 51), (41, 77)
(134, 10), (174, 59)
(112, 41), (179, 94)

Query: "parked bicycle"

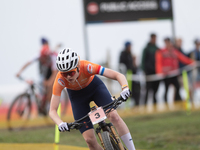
(68, 96), (127, 150)
(7, 76), (69, 130)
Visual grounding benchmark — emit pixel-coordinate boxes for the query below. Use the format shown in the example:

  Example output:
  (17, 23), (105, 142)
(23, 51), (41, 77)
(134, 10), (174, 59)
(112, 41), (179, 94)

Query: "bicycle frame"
(68, 96), (127, 150)
(25, 84), (41, 109)
(18, 77), (46, 113)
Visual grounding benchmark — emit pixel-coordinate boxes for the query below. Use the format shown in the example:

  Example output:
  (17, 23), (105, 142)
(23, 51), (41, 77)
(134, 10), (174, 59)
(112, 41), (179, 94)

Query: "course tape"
(129, 62), (199, 82)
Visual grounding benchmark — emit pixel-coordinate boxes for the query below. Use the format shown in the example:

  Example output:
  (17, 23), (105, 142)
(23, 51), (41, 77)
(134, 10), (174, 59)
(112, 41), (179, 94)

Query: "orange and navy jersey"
(53, 60), (105, 96)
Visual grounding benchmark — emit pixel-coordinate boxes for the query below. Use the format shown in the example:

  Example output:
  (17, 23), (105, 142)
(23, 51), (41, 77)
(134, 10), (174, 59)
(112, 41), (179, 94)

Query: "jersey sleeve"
(82, 60), (105, 76)
(175, 50), (194, 64)
(52, 73), (65, 96)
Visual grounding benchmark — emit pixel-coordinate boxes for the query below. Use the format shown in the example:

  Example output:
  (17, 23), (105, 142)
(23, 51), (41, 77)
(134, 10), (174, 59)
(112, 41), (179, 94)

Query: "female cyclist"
(49, 48), (136, 150)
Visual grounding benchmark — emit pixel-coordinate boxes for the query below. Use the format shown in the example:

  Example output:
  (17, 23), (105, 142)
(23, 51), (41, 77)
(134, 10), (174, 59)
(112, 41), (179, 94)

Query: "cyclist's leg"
(107, 110), (136, 150)
(67, 87), (103, 149)
(91, 77), (136, 150)
(82, 129), (103, 150)
(107, 110), (129, 136)
(91, 77), (130, 136)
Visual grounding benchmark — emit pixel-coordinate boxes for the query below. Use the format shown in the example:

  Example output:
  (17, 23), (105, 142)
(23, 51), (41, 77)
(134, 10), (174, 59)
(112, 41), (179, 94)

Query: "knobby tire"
(101, 131), (121, 150)
(7, 93), (32, 131)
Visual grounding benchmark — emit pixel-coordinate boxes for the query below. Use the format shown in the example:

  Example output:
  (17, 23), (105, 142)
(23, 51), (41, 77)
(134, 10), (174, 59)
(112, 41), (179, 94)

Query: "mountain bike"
(7, 77), (69, 131)
(68, 96), (127, 150)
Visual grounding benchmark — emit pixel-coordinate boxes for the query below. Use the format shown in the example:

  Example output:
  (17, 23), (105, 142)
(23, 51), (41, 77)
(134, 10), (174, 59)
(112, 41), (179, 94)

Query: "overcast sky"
(0, 0), (200, 88)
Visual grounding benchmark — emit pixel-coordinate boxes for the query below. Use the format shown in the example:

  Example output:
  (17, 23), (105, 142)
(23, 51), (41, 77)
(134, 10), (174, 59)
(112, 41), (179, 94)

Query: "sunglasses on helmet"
(61, 68), (77, 77)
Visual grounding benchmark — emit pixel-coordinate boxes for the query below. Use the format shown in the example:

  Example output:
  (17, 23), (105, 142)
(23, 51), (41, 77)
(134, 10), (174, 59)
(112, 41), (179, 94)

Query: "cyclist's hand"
(16, 73), (20, 78)
(58, 122), (70, 132)
(25, 80), (33, 85)
(120, 88), (131, 101)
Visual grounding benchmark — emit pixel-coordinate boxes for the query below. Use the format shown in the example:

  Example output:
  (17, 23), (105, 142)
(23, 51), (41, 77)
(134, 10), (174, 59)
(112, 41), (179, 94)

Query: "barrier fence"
(125, 62), (200, 110)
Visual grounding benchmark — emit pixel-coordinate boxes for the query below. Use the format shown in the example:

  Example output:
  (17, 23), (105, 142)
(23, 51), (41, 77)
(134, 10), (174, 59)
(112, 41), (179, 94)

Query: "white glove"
(58, 122), (69, 132)
(120, 88), (131, 101)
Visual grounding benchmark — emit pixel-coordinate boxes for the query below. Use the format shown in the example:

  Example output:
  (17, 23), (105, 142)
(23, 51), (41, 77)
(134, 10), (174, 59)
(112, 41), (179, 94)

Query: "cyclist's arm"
(49, 94), (63, 125)
(103, 68), (129, 89)
(16, 61), (32, 77)
(16, 56), (38, 77)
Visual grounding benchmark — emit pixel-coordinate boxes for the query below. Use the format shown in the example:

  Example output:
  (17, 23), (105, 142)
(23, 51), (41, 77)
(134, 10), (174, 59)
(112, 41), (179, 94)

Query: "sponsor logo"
(100, 1), (158, 12)
(87, 2), (99, 15)
(84, 122), (89, 128)
(58, 79), (65, 87)
(160, 0), (171, 11)
(87, 64), (93, 74)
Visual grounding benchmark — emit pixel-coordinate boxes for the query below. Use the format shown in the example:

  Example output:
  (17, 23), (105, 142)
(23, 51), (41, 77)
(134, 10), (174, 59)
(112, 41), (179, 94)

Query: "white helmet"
(56, 48), (79, 72)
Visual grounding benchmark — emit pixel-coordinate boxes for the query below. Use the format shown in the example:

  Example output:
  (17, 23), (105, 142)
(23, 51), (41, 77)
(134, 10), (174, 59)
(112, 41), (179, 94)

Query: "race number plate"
(88, 107), (107, 125)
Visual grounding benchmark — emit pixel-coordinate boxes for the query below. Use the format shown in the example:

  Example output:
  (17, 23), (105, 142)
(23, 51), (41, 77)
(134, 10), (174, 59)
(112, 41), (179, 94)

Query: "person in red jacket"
(155, 37), (194, 103)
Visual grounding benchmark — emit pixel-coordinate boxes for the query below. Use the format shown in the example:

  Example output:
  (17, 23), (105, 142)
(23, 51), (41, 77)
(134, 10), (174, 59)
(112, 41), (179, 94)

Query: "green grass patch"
(1, 110), (200, 150)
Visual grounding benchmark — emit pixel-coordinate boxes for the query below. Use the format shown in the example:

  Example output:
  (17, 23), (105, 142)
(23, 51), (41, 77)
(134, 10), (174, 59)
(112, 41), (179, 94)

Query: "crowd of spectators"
(119, 33), (200, 107)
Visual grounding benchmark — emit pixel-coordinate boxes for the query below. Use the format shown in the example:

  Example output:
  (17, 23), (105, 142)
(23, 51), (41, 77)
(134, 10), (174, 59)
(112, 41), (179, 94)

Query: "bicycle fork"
(95, 121), (125, 150)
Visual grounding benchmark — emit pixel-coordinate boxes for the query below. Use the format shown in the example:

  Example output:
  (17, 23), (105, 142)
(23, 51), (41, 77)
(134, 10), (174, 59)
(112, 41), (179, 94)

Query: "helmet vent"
(69, 61), (73, 69)
(62, 64), (65, 69)
(59, 64), (62, 69)
(74, 58), (78, 66)
(62, 57), (64, 61)
(56, 64), (59, 69)
(58, 57), (60, 61)
(67, 55), (69, 59)
(66, 63), (68, 68)
(67, 49), (69, 53)
(72, 52), (74, 57)
(62, 49), (66, 54)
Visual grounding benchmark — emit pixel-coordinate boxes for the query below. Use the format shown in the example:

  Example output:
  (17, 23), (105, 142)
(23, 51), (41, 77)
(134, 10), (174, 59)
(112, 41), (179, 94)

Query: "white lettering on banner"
(100, 0), (158, 12)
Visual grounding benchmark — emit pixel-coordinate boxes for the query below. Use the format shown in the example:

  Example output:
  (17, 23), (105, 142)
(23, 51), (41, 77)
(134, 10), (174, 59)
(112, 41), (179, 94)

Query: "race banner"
(84, 0), (173, 23)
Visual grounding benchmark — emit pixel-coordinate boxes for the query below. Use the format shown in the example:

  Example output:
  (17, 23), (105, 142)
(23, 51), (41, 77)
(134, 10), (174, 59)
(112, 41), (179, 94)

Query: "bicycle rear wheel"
(101, 131), (121, 150)
(7, 93), (32, 131)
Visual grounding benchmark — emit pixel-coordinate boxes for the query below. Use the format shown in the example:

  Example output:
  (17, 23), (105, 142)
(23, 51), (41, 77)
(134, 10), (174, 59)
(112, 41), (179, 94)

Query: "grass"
(1, 110), (200, 150)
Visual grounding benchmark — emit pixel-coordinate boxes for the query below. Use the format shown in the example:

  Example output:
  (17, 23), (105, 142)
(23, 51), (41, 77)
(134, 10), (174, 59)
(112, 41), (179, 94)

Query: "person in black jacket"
(119, 41), (140, 106)
(141, 33), (160, 105)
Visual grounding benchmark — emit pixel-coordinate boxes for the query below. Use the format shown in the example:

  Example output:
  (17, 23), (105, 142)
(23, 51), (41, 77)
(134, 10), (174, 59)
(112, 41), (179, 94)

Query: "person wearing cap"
(141, 33), (160, 105)
(188, 38), (200, 82)
(155, 37), (194, 103)
(119, 41), (140, 106)
(16, 37), (58, 115)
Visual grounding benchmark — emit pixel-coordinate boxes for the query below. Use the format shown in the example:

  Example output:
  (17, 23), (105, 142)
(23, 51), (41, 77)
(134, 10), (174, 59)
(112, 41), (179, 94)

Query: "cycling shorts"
(67, 75), (113, 134)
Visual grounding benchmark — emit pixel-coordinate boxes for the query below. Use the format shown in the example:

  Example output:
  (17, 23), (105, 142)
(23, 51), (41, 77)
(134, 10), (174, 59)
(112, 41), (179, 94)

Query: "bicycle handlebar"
(17, 76), (46, 93)
(68, 96), (125, 130)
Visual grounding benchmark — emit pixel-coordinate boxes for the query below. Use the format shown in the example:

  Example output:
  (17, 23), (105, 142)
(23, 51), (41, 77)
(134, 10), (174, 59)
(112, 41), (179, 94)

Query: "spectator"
(174, 38), (187, 69)
(16, 37), (58, 115)
(188, 38), (200, 81)
(155, 37), (194, 103)
(141, 33), (160, 105)
(119, 41), (140, 106)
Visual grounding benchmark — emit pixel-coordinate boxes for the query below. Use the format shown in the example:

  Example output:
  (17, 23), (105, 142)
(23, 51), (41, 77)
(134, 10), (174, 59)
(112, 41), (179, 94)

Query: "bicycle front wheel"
(7, 93), (32, 130)
(101, 131), (121, 150)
